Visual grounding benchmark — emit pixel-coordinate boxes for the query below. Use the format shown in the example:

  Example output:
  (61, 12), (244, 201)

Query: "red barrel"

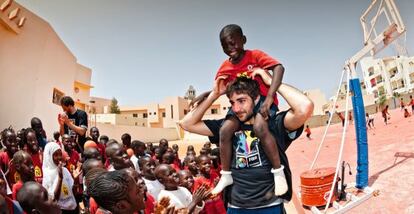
(300, 167), (338, 207)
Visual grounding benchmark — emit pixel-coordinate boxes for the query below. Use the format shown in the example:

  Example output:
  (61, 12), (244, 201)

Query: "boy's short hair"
(1, 126), (15, 142)
(195, 154), (210, 164)
(121, 133), (131, 140)
(16, 181), (43, 212)
(226, 77), (260, 100)
(131, 140), (145, 149)
(220, 24), (243, 40)
(60, 96), (75, 107)
(99, 135), (109, 141)
(138, 156), (151, 168)
(23, 128), (36, 143)
(12, 151), (29, 166)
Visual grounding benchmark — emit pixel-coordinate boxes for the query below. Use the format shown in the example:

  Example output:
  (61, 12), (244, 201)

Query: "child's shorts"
(225, 95), (279, 120)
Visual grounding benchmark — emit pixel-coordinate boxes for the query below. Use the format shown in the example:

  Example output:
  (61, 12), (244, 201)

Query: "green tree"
(392, 92), (400, 109)
(379, 94), (387, 109)
(110, 97), (120, 114)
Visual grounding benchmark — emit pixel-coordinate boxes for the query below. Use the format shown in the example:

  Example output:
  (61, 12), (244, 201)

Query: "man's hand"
(58, 114), (65, 126)
(59, 113), (70, 125)
(259, 97), (274, 120)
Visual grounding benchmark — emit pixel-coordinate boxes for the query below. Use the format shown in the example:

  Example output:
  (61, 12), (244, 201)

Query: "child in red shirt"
(138, 177), (155, 214)
(178, 170), (195, 193)
(90, 127), (106, 161)
(183, 155), (198, 177)
(193, 155), (226, 214)
(305, 125), (312, 140)
(23, 128), (43, 183)
(62, 134), (82, 202)
(162, 152), (181, 172)
(11, 151), (35, 200)
(0, 127), (19, 188)
(191, 24), (287, 195)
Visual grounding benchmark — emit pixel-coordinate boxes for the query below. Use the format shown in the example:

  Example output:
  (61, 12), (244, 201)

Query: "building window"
(211, 108), (218, 114)
(370, 78), (376, 87)
(171, 105), (174, 118)
(389, 67), (397, 78)
(149, 112), (152, 115)
(184, 109), (188, 115)
(133, 113), (138, 117)
(52, 88), (64, 105)
(143, 113), (148, 118)
(162, 112), (166, 118)
(154, 112), (156, 115)
(135, 122), (137, 126)
(368, 67), (374, 76)
(223, 107), (226, 110)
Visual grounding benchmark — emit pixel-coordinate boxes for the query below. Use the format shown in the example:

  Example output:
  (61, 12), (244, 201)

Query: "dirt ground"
(170, 107), (414, 213)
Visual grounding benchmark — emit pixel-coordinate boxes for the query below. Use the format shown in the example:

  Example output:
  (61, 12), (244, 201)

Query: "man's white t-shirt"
(143, 178), (164, 199)
(130, 155), (140, 173)
(157, 187), (203, 213)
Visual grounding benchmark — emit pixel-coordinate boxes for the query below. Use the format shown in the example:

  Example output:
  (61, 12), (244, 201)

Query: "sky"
(17, 0), (414, 106)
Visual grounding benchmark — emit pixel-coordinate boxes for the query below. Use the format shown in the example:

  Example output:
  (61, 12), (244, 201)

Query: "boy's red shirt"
(0, 152), (18, 187)
(11, 181), (23, 200)
(216, 49), (281, 105)
(194, 172), (226, 214)
(96, 143), (106, 161)
(66, 150), (80, 174)
(144, 192), (155, 214)
(31, 152), (43, 183)
(170, 163), (181, 173)
(89, 197), (98, 214)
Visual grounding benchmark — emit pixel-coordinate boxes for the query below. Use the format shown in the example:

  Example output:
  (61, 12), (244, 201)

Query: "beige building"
(96, 95), (231, 128)
(0, 1), (94, 136)
(360, 56), (414, 99)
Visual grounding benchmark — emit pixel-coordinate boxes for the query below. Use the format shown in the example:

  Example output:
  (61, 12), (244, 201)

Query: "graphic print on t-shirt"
(62, 183), (69, 197)
(34, 166), (42, 177)
(68, 119), (76, 138)
(234, 130), (262, 169)
(14, 172), (21, 183)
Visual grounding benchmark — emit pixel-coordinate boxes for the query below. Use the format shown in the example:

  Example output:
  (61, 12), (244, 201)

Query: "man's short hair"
(60, 96), (75, 107)
(226, 77), (260, 100)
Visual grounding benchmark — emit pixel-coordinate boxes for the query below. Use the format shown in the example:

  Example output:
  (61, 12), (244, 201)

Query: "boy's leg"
(212, 117), (240, 195)
(253, 114), (287, 196)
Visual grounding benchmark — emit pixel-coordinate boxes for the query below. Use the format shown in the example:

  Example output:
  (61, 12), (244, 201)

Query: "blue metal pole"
(349, 78), (369, 188)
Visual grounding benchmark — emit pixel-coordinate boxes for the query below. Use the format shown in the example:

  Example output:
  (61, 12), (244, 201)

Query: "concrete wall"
(0, 2), (91, 136)
(89, 96), (112, 114)
(304, 89), (328, 116)
(94, 122), (179, 142)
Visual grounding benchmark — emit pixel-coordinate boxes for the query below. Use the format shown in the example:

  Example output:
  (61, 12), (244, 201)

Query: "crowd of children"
(0, 119), (229, 214)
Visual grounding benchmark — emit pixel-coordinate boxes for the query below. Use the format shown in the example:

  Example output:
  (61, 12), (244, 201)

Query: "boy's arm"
(178, 77), (227, 136)
(260, 64), (284, 120)
(188, 184), (209, 214)
(278, 83), (314, 131)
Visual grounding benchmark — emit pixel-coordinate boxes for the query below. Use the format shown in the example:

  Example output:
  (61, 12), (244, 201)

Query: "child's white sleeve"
(193, 201), (205, 214)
